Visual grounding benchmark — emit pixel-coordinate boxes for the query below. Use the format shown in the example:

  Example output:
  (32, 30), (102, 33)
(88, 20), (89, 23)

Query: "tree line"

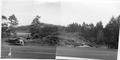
(65, 16), (120, 49)
(2, 14), (18, 38)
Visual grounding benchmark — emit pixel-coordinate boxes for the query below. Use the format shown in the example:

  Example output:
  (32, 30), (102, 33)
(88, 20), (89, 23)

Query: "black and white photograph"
(1, 0), (120, 60)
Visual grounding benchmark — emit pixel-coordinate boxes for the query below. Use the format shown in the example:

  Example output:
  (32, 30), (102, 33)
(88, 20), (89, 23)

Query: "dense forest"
(2, 14), (120, 49)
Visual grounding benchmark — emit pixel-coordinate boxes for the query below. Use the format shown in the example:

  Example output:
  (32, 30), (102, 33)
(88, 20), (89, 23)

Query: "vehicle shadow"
(4, 40), (22, 46)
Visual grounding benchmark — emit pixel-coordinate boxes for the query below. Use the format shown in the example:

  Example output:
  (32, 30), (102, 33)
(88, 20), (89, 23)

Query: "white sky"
(2, 0), (120, 26)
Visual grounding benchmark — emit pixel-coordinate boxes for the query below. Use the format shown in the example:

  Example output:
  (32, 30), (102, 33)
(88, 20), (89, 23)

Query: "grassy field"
(1, 45), (56, 59)
(56, 46), (118, 60)
(2, 38), (118, 60)
(1, 38), (56, 59)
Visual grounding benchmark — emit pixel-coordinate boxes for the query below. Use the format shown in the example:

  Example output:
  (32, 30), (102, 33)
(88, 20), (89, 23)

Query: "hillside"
(15, 25), (30, 33)
(15, 23), (88, 46)
(16, 22), (65, 33)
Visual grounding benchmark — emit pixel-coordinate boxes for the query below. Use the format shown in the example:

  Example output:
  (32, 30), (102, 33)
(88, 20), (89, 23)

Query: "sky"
(2, 0), (120, 26)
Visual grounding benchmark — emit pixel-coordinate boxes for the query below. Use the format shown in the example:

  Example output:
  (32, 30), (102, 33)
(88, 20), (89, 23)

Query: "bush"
(43, 35), (59, 46)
